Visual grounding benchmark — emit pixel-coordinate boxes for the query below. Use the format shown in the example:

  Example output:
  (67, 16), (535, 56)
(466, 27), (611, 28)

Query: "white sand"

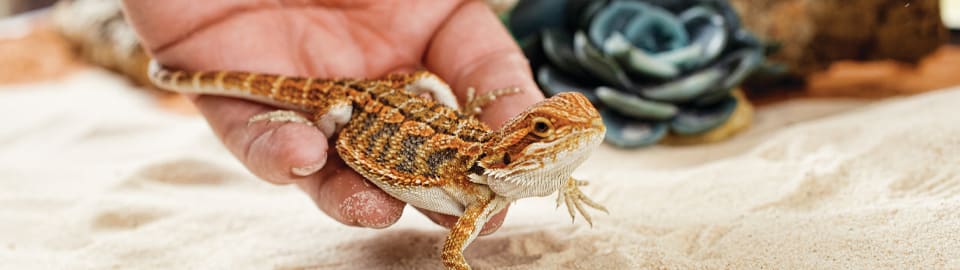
(1, 70), (958, 269)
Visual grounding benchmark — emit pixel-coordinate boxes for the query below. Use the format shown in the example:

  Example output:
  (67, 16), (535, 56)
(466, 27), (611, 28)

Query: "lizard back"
(148, 63), (493, 188)
(337, 79), (493, 188)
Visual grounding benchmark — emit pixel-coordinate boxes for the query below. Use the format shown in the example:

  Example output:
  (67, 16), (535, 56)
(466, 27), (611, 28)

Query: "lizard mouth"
(485, 126), (604, 199)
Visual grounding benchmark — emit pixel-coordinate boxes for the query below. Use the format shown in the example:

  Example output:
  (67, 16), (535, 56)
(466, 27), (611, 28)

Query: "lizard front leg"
(557, 177), (608, 227)
(442, 195), (509, 270)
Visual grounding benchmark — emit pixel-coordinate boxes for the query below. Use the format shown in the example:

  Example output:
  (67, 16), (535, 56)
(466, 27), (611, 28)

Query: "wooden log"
(730, 0), (949, 75)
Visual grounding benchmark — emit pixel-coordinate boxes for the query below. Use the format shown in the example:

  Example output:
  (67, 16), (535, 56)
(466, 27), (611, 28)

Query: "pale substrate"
(1, 71), (957, 269)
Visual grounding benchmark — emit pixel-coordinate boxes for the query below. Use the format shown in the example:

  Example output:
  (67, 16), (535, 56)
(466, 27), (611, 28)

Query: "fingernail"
(340, 190), (402, 229)
(292, 156), (327, 176)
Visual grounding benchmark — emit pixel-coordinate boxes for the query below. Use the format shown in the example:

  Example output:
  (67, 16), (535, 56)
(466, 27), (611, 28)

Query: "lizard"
(147, 60), (607, 270)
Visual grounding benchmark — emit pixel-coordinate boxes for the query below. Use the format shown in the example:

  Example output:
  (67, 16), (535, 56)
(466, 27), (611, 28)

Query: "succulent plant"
(506, 0), (764, 148)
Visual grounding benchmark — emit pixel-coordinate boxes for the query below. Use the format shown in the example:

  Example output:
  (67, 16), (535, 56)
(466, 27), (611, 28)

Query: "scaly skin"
(148, 60), (607, 270)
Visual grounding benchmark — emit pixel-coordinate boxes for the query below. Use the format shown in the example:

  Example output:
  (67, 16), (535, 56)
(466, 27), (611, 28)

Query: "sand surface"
(1, 70), (958, 269)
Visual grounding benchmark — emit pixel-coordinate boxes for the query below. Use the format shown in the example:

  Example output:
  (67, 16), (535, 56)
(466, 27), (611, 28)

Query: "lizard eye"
(502, 154), (511, 165)
(531, 117), (553, 137)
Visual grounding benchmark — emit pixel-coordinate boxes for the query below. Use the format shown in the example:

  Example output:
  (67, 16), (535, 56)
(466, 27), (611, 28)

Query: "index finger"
(424, 1), (543, 128)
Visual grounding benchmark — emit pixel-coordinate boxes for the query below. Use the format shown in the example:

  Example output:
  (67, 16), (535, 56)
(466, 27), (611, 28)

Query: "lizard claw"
(557, 178), (608, 227)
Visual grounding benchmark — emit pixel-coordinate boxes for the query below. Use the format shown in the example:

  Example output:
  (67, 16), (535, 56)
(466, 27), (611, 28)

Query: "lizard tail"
(146, 59), (310, 110)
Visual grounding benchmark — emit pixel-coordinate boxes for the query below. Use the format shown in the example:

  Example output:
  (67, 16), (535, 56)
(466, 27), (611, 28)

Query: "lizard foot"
(556, 178), (608, 227)
(461, 87), (522, 117)
(248, 110), (314, 126)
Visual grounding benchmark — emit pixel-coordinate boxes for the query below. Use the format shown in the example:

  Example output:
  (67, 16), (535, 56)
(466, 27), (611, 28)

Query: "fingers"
(193, 95), (406, 227)
(425, 0), (544, 128)
(122, 0), (326, 76)
(296, 155), (406, 228)
(417, 206), (509, 236)
(194, 94), (406, 227)
(120, 0), (263, 52)
(191, 95), (329, 184)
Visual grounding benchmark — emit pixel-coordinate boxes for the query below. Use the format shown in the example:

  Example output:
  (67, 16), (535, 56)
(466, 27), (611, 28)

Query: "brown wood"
(730, 0), (949, 76)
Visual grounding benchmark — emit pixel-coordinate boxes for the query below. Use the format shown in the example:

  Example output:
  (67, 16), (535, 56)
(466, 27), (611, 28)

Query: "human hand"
(121, 0), (543, 233)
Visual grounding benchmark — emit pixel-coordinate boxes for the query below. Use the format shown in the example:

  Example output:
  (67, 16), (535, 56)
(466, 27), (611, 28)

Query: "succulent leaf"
(639, 68), (724, 102)
(537, 66), (599, 103)
(601, 109), (668, 148)
(572, 31), (633, 89)
(508, 0), (765, 148)
(596, 87), (677, 120)
(606, 33), (679, 79)
(670, 95), (738, 135)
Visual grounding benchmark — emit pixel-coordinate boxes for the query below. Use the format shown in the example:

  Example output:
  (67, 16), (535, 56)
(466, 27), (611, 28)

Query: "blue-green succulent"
(507, 0), (764, 148)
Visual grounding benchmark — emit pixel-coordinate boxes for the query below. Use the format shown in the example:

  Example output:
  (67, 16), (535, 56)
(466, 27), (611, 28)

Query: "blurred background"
(1, 0), (960, 148)
(0, 0), (56, 15)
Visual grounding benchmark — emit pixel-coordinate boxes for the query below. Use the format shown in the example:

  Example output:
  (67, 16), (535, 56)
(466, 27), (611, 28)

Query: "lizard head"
(475, 92), (605, 198)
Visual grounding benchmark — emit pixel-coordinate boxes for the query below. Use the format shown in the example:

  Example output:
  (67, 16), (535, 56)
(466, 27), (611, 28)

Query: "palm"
(148, 1), (453, 77)
(124, 0), (540, 230)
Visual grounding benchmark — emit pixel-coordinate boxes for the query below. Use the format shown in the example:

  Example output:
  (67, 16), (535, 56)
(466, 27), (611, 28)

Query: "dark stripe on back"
(351, 111), (378, 141)
(425, 148), (458, 178)
(366, 122), (400, 158)
(395, 135), (427, 173)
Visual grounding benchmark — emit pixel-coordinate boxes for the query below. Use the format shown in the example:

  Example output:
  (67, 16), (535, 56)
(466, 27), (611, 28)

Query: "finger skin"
(192, 91), (405, 228)
(297, 154), (406, 228)
(190, 95), (321, 184)
(424, 0), (544, 128)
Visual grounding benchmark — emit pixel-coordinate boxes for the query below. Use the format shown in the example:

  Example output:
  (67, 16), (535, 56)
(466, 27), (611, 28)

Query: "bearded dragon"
(147, 60), (607, 270)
